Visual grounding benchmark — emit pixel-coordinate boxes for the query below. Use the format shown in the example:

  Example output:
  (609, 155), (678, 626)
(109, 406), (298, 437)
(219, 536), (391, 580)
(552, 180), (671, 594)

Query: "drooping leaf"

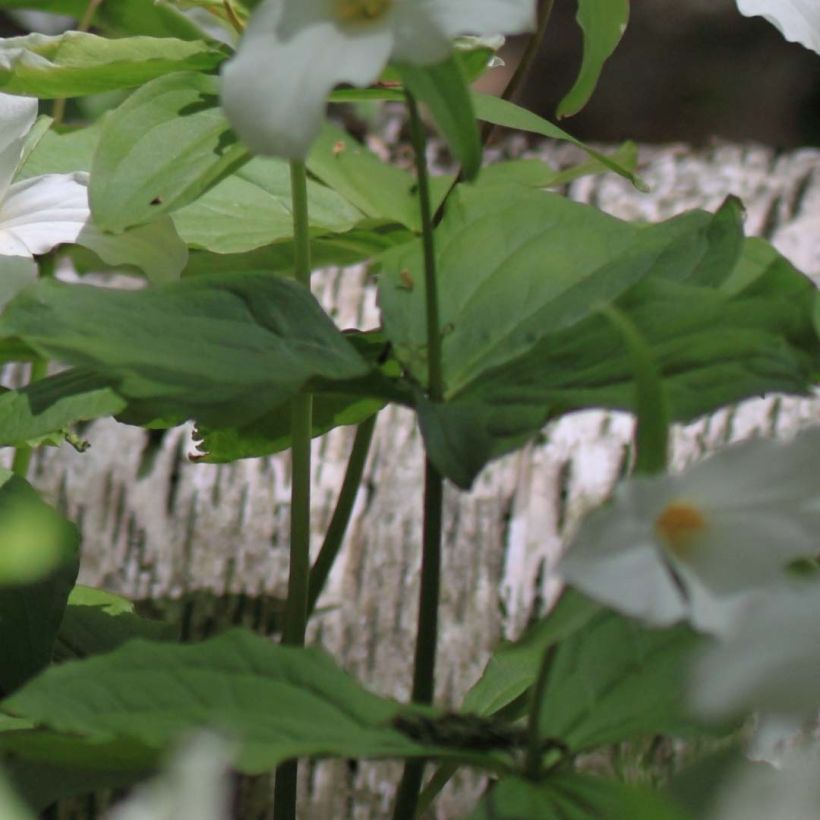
(396, 55), (481, 180)
(472, 92), (644, 188)
(0, 273), (371, 429)
(90, 72), (250, 232)
(470, 774), (690, 820)
(0, 629), (483, 774)
(557, 0), (630, 119)
(0, 474), (79, 694)
(0, 32), (227, 98)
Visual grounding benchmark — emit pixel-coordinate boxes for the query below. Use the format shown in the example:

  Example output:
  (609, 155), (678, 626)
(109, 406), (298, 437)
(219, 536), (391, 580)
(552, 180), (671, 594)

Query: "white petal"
(559, 495), (688, 628)
(0, 172), (89, 256)
(419, 0), (536, 40)
(737, 0), (820, 54)
(0, 93), (37, 201)
(682, 509), (819, 595)
(678, 429), (820, 512)
(221, 0), (392, 158)
(692, 583), (820, 720)
(390, 4), (453, 63)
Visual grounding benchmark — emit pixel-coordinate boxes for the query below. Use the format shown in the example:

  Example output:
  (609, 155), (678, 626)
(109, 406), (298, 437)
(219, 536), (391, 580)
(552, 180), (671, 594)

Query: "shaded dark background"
(2, 0), (819, 146)
(483, 0), (820, 147)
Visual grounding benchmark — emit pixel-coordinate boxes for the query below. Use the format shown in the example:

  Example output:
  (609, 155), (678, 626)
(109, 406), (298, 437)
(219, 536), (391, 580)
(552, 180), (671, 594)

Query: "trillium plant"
(0, 0), (815, 818)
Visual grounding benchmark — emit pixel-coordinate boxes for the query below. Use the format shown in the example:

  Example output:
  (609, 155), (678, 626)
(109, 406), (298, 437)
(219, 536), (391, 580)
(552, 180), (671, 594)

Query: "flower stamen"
(655, 501), (707, 557)
(335, 0), (392, 23)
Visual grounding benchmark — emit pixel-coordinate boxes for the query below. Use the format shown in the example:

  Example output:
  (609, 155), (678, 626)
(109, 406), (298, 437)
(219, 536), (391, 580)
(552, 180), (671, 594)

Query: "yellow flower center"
(335, 0), (392, 23)
(655, 501), (707, 557)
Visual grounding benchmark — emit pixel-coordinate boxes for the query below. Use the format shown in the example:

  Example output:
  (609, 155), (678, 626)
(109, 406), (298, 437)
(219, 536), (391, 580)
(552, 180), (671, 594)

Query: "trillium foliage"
(736, 0), (820, 54)
(558, 428), (820, 638)
(220, 0), (537, 158)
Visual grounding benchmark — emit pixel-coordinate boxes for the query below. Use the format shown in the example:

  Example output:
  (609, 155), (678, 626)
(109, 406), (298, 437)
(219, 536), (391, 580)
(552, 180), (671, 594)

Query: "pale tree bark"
(26, 142), (820, 818)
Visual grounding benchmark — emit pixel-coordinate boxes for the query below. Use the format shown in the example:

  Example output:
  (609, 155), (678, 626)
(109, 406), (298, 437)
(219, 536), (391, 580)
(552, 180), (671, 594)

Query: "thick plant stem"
(10, 357), (48, 479)
(273, 159), (313, 820)
(392, 92), (445, 820)
(306, 413), (377, 617)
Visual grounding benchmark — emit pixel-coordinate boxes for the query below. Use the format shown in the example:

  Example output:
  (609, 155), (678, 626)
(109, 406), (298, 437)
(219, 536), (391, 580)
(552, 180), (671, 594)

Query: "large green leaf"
(557, 0), (630, 119)
(538, 611), (703, 751)
(470, 774), (690, 820)
(0, 629), (475, 774)
(0, 475), (79, 695)
(396, 56), (481, 180)
(90, 72), (250, 232)
(0, 32), (226, 98)
(0, 273), (371, 428)
(172, 153), (364, 254)
(0, 369), (125, 448)
(0, 767), (32, 820)
(380, 188), (818, 487)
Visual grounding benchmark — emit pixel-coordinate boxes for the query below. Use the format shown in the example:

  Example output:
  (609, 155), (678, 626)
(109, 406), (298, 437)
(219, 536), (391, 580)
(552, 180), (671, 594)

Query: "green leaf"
(0, 767), (33, 820)
(0, 0), (205, 39)
(472, 92), (644, 189)
(0, 475), (79, 694)
(306, 124), (452, 232)
(16, 123), (98, 179)
(538, 611), (703, 751)
(0, 369), (125, 448)
(380, 188), (817, 487)
(172, 153), (363, 254)
(0, 273), (371, 429)
(557, 0), (630, 119)
(470, 774), (690, 820)
(52, 586), (177, 663)
(462, 589), (600, 719)
(0, 629), (459, 774)
(396, 56), (481, 180)
(90, 72), (249, 233)
(194, 332), (392, 462)
(0, 32), (226, 98)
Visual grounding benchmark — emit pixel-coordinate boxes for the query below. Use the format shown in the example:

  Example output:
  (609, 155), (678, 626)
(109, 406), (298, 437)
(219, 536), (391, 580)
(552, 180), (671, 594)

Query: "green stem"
(273, 159), (313, 820)
(524, 644), (557, 780)
(306, 413), (377, 617)
(10, 357), (48, 479)
(392, 92), (446, 820)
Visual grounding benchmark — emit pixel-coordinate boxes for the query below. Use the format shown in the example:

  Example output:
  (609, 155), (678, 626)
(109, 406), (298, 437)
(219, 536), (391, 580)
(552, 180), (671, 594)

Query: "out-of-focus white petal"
(0, 93), (37, 201)
(390, 4), (453, 63)
(737, 0), (820, 54)
(107, 732), (233, 820)
(559, 496), (689, 627)
(709, 746), (820, 820)
(0, 172), (89, 256)
(692, 583), (820, 721)
(422, 0), (536, 40)
(221, 0), (392, 158)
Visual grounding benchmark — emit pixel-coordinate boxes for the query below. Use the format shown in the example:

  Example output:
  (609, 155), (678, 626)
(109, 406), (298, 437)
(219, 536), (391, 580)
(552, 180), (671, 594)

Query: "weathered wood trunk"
(25, 142), (820, 818)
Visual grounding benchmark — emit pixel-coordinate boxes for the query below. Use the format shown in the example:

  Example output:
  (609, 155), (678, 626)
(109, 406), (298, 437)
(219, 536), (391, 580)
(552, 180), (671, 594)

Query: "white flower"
(558, 428), (820, 638)
(692, 581), (820, 721)
(0, 93), (186, 305)
(220, 0), (536, 158)
(736, 0), (820, 54)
